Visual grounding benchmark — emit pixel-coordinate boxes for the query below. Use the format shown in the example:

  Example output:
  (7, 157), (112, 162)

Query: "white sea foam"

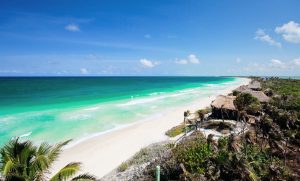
(117, 96), (165, 106)
(118, 87), (205, 107)
(0, 116), (14, 123)
(118, 92), (190, 107)
(149, 92), (158, 96)
(84, 106), (101, 111)
(20, 132), (32, 138)
(149, 92), (165, 96)
(205, 84), (217, 87)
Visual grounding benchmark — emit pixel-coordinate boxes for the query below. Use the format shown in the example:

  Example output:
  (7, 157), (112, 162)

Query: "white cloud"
(144, 34), (151, 39)
(175, 59), (188, 64)
(139, 59), (159, 68)
(255, 29), (281, 48)
(242, 57), (300, 74)
(275, 21), (300, 43)
(269, 59), (286, 68)
(236, 58), (241, 63)
(65, 24), (80, 32)
(292, 58), (300, 66)
(188, 54), (200, 64)
(174, 54), (200, 65)
(80, 68), (89, 74)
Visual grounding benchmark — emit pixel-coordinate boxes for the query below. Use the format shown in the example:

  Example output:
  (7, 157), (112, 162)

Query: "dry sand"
(51, 78), (251, 178)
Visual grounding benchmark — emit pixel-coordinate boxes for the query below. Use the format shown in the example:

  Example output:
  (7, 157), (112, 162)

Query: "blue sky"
(0, 0), (300, 76)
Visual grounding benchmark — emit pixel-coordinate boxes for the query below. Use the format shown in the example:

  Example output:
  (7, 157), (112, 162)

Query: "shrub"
(232, 90), (239, 96)
(215, 149), (230, 165)
(217, 136), (228, 150)
(117, 162), (129, 172)
(165, 124), (185, 137)
(197, 107), (212, 119)
(173, 134), (212, 173)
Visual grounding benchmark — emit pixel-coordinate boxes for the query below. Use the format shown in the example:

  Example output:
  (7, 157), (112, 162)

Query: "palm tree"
(196, 110), (205, 130)
(233, 93), (260, 123)
(0, 138), (96, 181)
(227, 134), (240, 152)
(220, 105), (225, 122)
(234, 93), (260, 158)
(183, 111), (190, 136)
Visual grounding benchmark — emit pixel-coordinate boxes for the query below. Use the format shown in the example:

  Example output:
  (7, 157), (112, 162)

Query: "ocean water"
(0, 76), (242, 146)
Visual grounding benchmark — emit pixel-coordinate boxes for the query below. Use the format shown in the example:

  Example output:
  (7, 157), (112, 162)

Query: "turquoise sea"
(0, 76), (242, 146)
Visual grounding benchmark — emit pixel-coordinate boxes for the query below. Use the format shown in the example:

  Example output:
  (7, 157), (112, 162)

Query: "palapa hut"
(211, 95), (238, 120)
(234, 85), (249, 93)
(243, 90), (270, 103)
(248, 80), (262, 91)
(234, 81), (270, 103)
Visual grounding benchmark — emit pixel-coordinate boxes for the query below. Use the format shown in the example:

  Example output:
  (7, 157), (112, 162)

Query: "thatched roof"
(234, 82), (270, 103)
(234, 85), (250, 93)
(248, 81), (261, 90)
(243, 90), (270, 103)
(211, 95), (236, 110)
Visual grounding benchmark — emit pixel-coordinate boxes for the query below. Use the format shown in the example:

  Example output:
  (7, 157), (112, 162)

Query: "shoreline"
(51, 77), (251, 178)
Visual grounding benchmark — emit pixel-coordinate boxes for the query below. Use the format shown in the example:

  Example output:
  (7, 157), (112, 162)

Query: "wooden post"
(184, 111), (188, 136)
(156, 165), (160, 181)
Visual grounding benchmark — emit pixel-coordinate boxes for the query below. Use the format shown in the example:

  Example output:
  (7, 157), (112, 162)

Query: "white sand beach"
(51, 78), (251, 178)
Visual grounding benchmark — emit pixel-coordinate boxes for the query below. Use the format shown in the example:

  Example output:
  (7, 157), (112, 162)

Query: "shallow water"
(0, 76), (242, 145)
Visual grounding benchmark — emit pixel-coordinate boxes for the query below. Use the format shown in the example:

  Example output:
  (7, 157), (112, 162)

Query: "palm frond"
(1, 138), (35, 177)
(0, 139), (74, 181)
(4, 174), (26, 181)
(70, 173), (97, 181)
(48, 140), (72, 164)
(31, 155), (50, 172)
(50, 162), (81, 181)
(2, 160), (14, 176)
(30, 142), (53, 172)
(248, 170), (258, 181)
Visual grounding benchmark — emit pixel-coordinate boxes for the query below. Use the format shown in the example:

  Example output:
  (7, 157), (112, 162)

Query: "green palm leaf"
(1, 138), (97, 181)
(70, 173), (97, 181)
(50, 162), (81, 181)
(48, 140), (72, 164)
(2, 159), (14, 176)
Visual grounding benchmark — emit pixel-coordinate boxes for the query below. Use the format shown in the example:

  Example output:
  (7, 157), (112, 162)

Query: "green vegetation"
(262, 78), (300, 97)
(234, 92), (260, 121)
(128, 147), (149, 165)
(0, 138), (96, 181)
(165, 107), (212, 138)
(116, 143), (170, 173)
(261, 77), (300, 118)
(165, 124), (185, 137)
(140, 131), (293, 180)
(196, 107), (211, 120)
(174, 133), (212, 173)
(134, 77), (299, 180)
(259, 78), (300, 147)
(183, 133), (271, 180)
(117, 162), (129, 172)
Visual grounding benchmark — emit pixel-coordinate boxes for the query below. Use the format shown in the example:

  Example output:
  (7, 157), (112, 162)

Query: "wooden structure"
(234, 81), (270, 103)
(211, 95), (238, 120)
(248, 80), (262, 90)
